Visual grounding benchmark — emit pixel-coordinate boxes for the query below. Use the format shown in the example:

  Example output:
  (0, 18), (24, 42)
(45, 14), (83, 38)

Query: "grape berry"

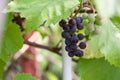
(59, 16), (87, 57)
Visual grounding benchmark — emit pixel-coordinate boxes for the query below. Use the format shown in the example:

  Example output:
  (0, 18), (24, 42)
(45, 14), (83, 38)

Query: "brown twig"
(88, 0), (96, 13)
(24, 41), (79, 63)
(24, 41), (61, 55)
(55, 39), (62, 48)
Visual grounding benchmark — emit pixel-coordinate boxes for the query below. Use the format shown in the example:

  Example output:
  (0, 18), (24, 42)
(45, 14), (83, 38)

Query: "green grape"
(85, 27), (90, 35)
(94, 15), (102, 25)
(88, 23), (95, 32)
(82, 13), (89, 19)
(82, 19), (89, 26)
(88, 14), (95, 22)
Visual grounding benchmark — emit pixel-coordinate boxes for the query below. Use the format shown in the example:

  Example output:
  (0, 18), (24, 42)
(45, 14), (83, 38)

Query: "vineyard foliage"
(0, 0), (120, 80)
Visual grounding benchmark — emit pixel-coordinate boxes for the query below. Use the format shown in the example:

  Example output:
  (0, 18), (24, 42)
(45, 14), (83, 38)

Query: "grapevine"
(59, 1), (101, 57)
(1, 0), (120, 80)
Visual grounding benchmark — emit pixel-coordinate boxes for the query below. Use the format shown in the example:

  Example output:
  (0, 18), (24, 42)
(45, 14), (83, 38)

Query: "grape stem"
(55, 39), (62, 48)
(39, 20), (47, 27)
(73, 0), (83, 18)
(88, 0), (96, 13)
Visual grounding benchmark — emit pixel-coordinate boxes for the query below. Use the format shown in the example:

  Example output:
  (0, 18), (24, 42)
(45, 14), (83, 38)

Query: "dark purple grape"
(62, 24), (70, 31)
(79, 42), (86, 49)
(70, 26), (76, 33)
(62, 31), (70, 39)
(68, 51), (74, 57)
(68, 24), (75, 28)
(77, 23), (83, 30)
(59, 19), (67, 27)
(65, 38), (71, 46)
(77, 33), (84, 40)
(74, 50), (83, 57)
(65, 46), (73, 52)
(69, 19), (76, 26)
(70, 35), (79, 43)
(69, 44), (77, 50)
(75, 16), (83, 24)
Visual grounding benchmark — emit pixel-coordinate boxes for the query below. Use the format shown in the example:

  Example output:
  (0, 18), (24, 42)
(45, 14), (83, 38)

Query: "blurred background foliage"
(0, 0), (120, 80)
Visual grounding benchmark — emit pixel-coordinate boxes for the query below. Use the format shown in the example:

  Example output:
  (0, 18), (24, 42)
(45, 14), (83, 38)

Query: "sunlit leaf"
(111, 16), (120, 29)
(15, 73), (35, 80)
(5, 0), (79, 32)
(0, 59), (6, 79)
(90, 19), (120, 67)
(0, 14), (23, 62)
(79, 58), (120, 80)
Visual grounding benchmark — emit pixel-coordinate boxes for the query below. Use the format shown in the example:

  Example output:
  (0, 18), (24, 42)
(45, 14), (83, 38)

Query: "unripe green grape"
(88, 14), (96, 22)
(82, 19), (89, 26)
(94, 19), (102, 25)
(88, 23), (95, 32)
(82, 13), (89, 19)
(85, 28), (90, 35)
(94, 15), (102, 25)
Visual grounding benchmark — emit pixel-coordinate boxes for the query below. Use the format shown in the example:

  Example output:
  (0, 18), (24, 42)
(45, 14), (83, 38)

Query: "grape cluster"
(59, 16), (86, 57)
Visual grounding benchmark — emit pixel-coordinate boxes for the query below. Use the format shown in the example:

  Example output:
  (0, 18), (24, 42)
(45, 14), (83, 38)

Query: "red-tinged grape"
(59, 19), (67, 27)
(77, 33), (84, 40)
(79, 42), (86, 49)
(69, 19), (76, 26)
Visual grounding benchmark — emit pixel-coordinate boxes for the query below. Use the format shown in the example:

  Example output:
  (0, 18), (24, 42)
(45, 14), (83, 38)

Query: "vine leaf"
(15, 73), (36, 80)
(5, 0), (79, 32)
(95, 0), (120, 18)
(0, 14), (23, 62)
(110, 16), (120, 29)
(89, 19), (120, 67)
(79, 58), (120, 80)
(83, 41), (103, 59)
(0, 59), (6, 79)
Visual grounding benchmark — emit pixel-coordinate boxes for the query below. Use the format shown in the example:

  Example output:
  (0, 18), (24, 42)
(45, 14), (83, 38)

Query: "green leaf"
(79, 58), (120, 80)
(36, 28), (48, 39)
(5, 0), (79, 32)
(83, 40), (103, 59)
(46, 72), (58, 80)
(95, 0), (120, 18)
(0, 59), (6, 79)
(0, 14), (23, 62)
(15, 73), (36, 80)
(110, 16), (120, 29)
(90, 19), (120, 67)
